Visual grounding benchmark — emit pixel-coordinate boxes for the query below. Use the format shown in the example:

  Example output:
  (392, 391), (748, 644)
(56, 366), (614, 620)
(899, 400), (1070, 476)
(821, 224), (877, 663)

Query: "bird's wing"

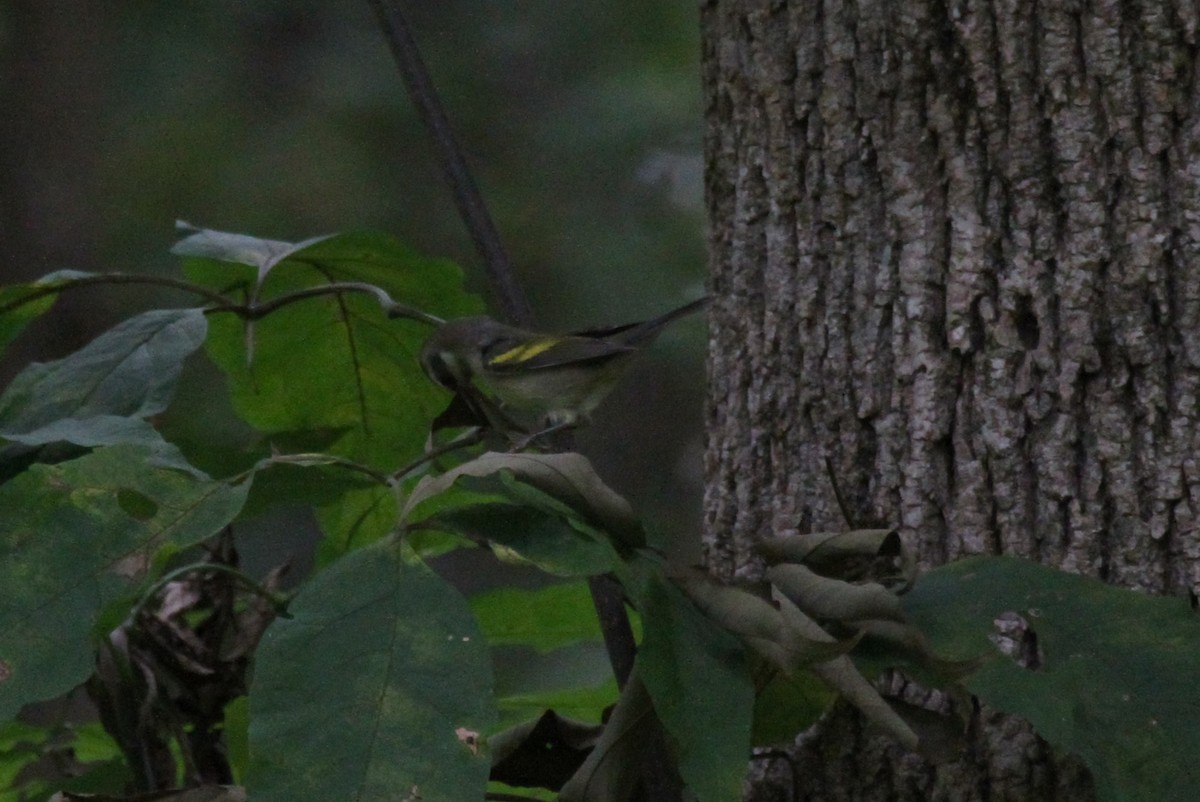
(483, 334), (635, 372)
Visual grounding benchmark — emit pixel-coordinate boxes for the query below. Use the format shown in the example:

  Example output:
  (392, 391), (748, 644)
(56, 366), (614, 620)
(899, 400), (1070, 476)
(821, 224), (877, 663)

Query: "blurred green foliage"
(1, 0), (703, 313)
(0, 0), (707, 551)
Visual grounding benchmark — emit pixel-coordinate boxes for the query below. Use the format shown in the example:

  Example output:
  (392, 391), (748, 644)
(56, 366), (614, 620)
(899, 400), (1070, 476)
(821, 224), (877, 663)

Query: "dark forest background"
(0, 0), (709, 567)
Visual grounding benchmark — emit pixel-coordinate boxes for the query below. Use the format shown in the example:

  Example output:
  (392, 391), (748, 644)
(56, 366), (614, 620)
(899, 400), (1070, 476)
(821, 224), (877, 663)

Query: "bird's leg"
(507, 417), (580, 452)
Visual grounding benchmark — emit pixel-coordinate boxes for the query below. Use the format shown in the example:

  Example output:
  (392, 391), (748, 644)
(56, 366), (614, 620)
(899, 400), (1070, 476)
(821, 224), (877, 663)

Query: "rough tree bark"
(701, 0), (1200, 799)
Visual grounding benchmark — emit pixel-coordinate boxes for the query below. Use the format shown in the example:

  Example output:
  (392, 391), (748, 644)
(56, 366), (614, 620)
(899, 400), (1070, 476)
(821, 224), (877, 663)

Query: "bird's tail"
(577, 295), (710, 346)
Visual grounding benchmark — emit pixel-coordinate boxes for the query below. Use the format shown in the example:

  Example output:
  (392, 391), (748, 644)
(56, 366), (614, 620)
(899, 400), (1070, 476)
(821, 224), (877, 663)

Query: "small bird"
(420, 296), (709, 444)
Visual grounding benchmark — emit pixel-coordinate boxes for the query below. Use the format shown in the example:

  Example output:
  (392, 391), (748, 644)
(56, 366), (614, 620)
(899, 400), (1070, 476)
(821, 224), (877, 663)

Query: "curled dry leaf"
(403, 451), (643, 547)
(757, 529), (916, 591)
(674, 569), (852, 675)
(755, 588), (921, 751)
(767, 563), (906, 626)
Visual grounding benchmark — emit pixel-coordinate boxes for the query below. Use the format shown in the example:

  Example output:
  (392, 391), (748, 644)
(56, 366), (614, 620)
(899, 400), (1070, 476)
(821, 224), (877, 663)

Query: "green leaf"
(0, 444), (249, 720)
(237, 460), (380, 522)
(0, 308), (207, 443)
(850, 618), (982, 683)
(480, 585), (627, 731)
(247, 542), (496, 802)
(172, 221), (330, 285)
(557, 672), (658, 802)
(399, 474), (509, 524)
(198, 295), (432, 466)
(487, 783), (556, 802)
(490, 711), (602, 795)
(0, 270), (96, 358)
(3, 416), (159, 448)
(751, 671), (834, 745)
(0, 716), (131, 799)
(471, 581), (604, 653)
(314, 485), (399, 564)
(0, 293), (52, 359)
(905, 556), (1200, 802)
(426, 503), (622, 577)
(0, 719), (48, 792)
(0, 416), (201, 475)
(0, 719), (49, 752)
(225, 696), (251, 783)
(286, 231), (481, 316)
(496, 679), (620, 731)
(630, 567), (753, 802)
(491, 639), (619, 734)
(66, 721), (123, 764)
(183, 230), (481, 480)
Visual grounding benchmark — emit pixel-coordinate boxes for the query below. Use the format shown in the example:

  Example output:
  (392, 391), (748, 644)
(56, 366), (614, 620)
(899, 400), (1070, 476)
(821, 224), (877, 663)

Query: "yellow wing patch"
(488, 337), (562, 365)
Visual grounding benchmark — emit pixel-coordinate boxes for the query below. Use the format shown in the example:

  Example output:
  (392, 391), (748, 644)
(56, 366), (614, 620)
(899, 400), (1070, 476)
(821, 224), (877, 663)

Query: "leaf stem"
(259, 452), (393, 485)
(206, 281), (443, 326)
(0, 272), (233, 316)
(0, 271), (445, 328)
(390, 427), (486, 485)
(363, 4), (656, 791)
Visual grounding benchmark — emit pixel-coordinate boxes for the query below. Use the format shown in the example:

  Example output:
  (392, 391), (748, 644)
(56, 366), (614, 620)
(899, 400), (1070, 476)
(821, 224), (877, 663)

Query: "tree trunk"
(701, 0), (1200, 798)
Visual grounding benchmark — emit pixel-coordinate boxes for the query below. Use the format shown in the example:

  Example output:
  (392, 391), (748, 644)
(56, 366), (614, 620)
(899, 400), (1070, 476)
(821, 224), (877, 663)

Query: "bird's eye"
(423, 351), (465, 389)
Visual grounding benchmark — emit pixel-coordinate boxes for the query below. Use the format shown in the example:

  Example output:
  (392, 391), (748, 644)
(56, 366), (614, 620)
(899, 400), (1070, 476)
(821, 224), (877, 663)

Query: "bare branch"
(365, 0), (532, 326)
(0, 273), (233, 316)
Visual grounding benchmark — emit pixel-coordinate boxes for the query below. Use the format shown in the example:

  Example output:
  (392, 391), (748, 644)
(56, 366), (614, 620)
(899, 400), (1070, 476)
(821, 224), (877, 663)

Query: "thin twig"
(0, 272), (444, 329)
(588, 574), (636, 688)
(365, 4), (653, 792)
(390, 427), (486, 484)
(824, 454), (855, 529)
(258, 452), (393, 485)
(207, 280), (442, 325)
(0, 273), (233, 316)
(365, 0), (532, 326)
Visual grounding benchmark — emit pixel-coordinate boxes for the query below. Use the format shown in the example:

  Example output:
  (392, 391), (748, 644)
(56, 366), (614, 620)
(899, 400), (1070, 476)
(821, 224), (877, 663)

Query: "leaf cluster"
(2, 227), (1199, 802)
